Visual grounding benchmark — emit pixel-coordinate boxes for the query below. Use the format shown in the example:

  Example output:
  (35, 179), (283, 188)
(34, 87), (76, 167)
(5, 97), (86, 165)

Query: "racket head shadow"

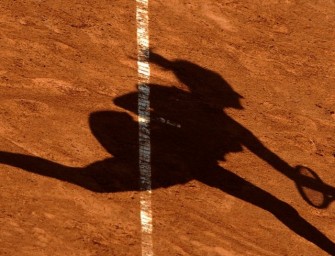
(295, 165), (332, 209)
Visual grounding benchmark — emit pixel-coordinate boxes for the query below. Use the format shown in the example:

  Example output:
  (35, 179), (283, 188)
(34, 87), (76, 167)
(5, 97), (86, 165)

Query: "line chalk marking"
(136, 0), (153, 256)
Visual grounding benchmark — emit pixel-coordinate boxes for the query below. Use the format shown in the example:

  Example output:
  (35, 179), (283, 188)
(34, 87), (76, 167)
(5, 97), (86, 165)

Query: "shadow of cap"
(150, 50), (244, 110)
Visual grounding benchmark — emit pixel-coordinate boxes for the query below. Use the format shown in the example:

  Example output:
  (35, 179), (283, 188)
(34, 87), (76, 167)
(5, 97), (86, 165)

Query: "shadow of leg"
(200, 167), (335, 255)
(0, 151), (103, 192)
(0, 151), (140, 193)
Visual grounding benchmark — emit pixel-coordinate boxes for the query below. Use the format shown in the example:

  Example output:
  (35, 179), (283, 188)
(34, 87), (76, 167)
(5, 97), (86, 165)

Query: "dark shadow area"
(0, 51), (334, 254)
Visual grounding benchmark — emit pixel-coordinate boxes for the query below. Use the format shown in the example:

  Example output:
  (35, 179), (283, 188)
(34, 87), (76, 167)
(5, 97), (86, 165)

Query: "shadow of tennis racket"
(295, 165), (335, 208)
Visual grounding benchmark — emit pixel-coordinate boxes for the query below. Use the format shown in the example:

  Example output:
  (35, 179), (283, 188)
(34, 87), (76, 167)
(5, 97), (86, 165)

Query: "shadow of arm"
(240, 129), (294, 179)
(239, 124), (335, 208)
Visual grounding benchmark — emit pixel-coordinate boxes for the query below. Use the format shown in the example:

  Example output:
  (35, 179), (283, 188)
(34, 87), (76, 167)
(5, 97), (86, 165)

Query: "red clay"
(0, 1), (334, 255)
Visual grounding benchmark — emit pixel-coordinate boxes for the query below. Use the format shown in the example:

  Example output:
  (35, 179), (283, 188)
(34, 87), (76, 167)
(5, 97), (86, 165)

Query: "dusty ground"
(0, 0), (334, 255)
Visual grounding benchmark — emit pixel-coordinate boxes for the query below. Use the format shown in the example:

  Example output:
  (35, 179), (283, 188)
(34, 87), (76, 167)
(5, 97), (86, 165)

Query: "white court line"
(136, 0), (153, 256)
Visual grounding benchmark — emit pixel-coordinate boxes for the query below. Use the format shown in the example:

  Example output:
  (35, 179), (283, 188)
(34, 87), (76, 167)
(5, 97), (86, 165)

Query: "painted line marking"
(136, 0), (153, 255)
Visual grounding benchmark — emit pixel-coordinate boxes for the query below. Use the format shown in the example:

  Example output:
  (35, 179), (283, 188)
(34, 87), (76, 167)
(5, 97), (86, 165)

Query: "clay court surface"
(0, 0), (335, 255)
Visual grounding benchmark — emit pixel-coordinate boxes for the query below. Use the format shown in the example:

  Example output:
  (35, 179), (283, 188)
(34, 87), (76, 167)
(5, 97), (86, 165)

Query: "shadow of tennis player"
(0, 51), (334, 254)
(114, 51), (335, 209)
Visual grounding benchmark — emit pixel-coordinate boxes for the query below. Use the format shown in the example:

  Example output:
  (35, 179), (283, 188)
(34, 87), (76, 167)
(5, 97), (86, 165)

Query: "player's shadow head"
(149, 50), (244, 110)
